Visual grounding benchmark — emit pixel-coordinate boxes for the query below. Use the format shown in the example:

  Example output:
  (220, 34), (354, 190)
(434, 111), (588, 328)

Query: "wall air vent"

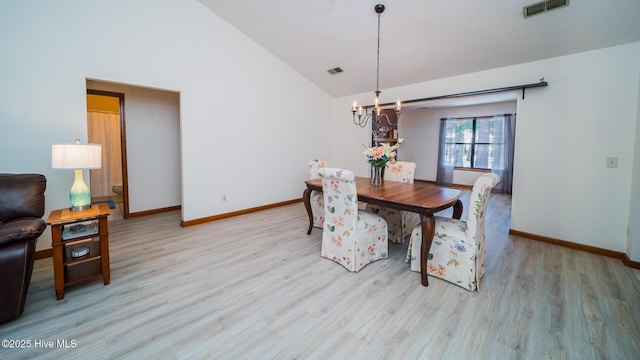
(523, 0), (569, 18)
(327, 67), (343, 75)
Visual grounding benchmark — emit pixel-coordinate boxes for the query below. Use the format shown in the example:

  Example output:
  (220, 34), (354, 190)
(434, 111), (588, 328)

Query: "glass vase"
(371, 166), (384, 186)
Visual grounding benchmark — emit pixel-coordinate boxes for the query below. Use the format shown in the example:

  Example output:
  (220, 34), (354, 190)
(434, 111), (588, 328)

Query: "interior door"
(86, 90), (129, 218)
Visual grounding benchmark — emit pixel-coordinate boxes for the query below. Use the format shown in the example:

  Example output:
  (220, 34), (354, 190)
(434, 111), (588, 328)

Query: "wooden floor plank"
(1, 192), (639, 359)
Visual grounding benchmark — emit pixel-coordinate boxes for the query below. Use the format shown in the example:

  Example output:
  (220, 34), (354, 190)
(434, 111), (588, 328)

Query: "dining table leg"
(303, 188), (314, 234)
(452, 199), (463, 220)
(419, 213), (436, 286)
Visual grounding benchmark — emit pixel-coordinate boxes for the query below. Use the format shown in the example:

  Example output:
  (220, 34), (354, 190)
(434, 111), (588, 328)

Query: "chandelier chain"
(351, 4), (401, 128)
(376, 11), (381, 94)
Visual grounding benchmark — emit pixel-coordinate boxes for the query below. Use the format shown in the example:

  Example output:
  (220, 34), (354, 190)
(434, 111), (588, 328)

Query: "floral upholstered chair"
(308, 159), (328, 228)
(318, 167), (388, 272)
(366, 161), (420, 243)
(406, 172), (500, 291)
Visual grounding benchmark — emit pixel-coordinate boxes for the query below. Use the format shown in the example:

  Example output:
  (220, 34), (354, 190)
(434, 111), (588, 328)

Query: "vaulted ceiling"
(199, 0), (640, 98)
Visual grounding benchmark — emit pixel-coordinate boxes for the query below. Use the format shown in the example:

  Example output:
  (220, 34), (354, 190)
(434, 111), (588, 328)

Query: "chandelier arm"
(379, 113), (397, 127)
(352, 108), (398, 128)
(374, 113), (396, 127)
(352, 111), (368, 127)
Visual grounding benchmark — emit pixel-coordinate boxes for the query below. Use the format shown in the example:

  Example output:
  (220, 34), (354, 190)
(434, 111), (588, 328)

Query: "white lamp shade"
(52, 143), (102, 169)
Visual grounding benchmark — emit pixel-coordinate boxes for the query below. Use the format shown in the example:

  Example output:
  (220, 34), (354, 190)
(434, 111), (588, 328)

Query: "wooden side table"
(46, 203), (111, 300)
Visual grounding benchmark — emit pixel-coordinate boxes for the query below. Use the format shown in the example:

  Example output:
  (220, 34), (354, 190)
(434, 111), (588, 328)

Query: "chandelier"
(351, 4), (401, 128)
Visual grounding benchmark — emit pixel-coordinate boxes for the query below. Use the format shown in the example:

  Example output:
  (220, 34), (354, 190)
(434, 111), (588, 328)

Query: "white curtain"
(87, 111), (122, 198)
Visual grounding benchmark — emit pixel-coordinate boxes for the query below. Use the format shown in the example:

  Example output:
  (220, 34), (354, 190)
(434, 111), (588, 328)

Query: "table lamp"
(52, 139), (102, 211)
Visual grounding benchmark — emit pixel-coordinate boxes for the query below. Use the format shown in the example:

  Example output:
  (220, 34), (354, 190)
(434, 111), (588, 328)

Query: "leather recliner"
(0, 174), (46, 324)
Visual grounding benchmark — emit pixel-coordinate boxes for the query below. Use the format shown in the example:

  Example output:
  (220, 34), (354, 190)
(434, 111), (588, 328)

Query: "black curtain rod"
(371, 80), (548, 108)
(440, 114), (513, 121)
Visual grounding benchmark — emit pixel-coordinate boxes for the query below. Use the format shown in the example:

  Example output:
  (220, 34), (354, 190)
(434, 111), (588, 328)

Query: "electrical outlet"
(606, 157), (618, 168)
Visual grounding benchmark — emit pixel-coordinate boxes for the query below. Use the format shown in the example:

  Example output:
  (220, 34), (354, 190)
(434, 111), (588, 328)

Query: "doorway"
(86, 90), (128, 219)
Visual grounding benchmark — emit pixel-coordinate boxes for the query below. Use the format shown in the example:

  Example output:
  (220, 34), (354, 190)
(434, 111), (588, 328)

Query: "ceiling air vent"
(546, 0), (568, 10)
(327, 67), (343, 75)
(523, 0), (569, 18)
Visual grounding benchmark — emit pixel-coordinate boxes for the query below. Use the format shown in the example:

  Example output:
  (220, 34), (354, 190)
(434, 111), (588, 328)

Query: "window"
(442, 116), (505, 170)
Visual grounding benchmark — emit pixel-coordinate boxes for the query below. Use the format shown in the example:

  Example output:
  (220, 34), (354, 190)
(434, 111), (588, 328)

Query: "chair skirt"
(310, 190), (324, 228)
(365, 205), (420, 243)
(322, 210), (388, 272)
(406, 217), (481, 291)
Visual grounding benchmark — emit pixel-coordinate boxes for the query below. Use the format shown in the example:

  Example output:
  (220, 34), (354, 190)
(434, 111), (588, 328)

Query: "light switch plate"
(606, 157), (618, 168)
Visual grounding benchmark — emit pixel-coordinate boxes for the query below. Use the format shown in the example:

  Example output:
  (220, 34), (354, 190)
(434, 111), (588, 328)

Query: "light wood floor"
(2, 192), (640, 359)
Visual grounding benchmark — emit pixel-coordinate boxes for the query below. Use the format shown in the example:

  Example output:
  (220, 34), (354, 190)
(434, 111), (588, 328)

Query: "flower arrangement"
(363, 138), (404, 168)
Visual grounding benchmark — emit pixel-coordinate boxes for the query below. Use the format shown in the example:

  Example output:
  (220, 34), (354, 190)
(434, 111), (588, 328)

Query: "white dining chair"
(406, 172), (500, 291)
(308, 159), (328, 228)
(366, 161), (420, 243)
(319, 167), (389, 272)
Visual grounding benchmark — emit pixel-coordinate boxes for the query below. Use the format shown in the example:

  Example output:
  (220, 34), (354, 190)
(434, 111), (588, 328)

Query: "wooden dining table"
(303, 176), (463, 287)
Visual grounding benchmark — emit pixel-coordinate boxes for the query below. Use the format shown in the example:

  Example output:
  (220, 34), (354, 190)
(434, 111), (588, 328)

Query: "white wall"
(400, 100), (517, 185)
(0, 0), (332, 250)
(628, 66), (640, 261)
(333, 42), (640, 260)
